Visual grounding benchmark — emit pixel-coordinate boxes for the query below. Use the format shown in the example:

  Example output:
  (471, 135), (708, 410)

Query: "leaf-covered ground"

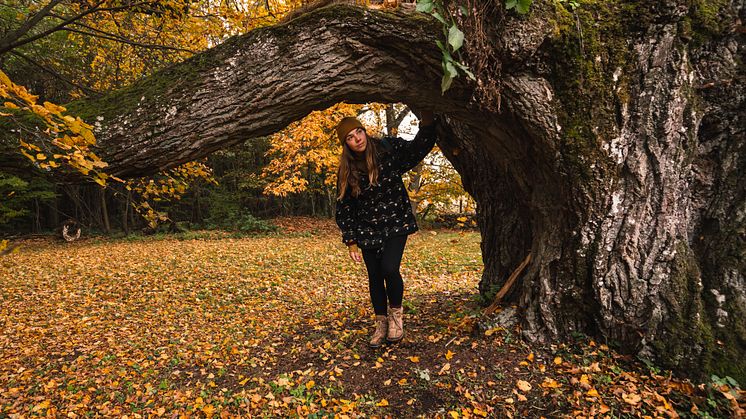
(1, 218), (743, 418)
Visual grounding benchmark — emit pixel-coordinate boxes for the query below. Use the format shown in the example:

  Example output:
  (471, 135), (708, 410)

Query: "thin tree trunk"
(123, 188), (131, 235)
(100, 187), (111, 233)
(32, 198), (40, 233)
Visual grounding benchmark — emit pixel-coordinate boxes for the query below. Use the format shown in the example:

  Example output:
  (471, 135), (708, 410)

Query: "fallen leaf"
(623, 393), (642, 405)
(516, 380), (532, 392)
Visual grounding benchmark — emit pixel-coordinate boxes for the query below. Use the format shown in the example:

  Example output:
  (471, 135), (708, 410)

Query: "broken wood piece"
(483, 253), (532, 316)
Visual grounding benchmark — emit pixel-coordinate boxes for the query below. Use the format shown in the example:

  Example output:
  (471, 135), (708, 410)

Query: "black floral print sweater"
(335, 123), (437, 249)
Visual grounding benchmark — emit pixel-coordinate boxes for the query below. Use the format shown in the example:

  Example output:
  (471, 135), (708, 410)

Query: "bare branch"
(0, 0), (159, 55)
(0, 0), (65, 52)
(61, 26), (196, 54)
(9, 50), (99, 96)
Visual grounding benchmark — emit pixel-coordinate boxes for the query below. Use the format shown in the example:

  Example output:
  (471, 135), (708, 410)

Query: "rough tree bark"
(61, 1), (743, 381)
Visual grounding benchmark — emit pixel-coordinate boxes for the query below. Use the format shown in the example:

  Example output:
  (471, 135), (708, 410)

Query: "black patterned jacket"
(335, 123), (437, 249)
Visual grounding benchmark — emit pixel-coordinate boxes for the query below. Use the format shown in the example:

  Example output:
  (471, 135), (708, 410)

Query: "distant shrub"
(205, 209), (277, 233)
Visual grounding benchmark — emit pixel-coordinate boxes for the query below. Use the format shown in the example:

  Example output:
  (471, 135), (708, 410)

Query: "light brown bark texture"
(64, 1), (743, 381)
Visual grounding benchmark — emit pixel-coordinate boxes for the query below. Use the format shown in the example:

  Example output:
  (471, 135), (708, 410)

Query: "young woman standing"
(334, 111), (436, 347)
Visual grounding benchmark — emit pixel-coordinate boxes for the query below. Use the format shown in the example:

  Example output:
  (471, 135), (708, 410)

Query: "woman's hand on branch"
(348, 244), (362, 263)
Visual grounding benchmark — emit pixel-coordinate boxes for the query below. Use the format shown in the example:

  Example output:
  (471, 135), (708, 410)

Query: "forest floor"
(0, 217), (743, 418)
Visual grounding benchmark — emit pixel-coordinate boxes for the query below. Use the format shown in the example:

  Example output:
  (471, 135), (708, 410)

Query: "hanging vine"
(416, 0), (533, 103)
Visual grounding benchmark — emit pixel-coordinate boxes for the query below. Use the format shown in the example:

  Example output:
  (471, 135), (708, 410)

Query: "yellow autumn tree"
(0, 69), (112, 185)
(261, 103), (390, 198)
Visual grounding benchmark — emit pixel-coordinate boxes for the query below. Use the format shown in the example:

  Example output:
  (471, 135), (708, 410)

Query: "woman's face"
(345, 127), (367, 154)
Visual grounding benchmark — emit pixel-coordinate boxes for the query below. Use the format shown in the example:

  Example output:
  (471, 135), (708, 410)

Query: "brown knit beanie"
(336, 117), (364, 145)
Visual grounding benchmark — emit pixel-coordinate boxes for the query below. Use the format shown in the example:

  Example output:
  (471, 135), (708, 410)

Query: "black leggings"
(361, 235), (408, 316)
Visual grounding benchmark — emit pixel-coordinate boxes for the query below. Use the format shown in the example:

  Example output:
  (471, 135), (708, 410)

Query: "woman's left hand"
(348, 244), (362, 263)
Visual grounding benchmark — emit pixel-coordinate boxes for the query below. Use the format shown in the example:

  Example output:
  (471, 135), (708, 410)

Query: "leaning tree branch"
(65, 5), (472, 179)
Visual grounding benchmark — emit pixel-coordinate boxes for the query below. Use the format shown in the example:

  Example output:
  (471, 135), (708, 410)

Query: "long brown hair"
(337, 133), (380, 200)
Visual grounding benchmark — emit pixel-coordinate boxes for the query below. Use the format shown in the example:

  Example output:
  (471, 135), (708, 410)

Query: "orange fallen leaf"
(541, 378), (561, 388)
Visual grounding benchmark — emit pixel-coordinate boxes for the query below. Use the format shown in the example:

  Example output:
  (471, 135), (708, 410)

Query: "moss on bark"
(654, 242), (745, 383)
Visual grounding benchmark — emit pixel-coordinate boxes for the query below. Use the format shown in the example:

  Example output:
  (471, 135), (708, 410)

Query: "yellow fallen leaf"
(398, 378), (408, 385)
(306, 380), (315, 389)
(449, 411), (459, 419)
(516, 380), (532, 392)
(554, 357), (562, 365)
(408, 356), (420, 363)
(527, 353), (534, 362)
(446, 350), (455, 360)
(376, 399), (389, 407)
(587, 388), (599, 397)
(383, 379), (392, 386)
(484, 327), (501, 336)
(473, 407), (488, 416)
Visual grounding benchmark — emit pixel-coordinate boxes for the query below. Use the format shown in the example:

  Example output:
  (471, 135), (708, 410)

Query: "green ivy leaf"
(448, 25), (464, 52)
(415, 0), (434, 13)
(459, 5), (469, 16)
(444, 61), (458, 79)
(431, 11), (447, 24)
(505, 0), (518, 11)
(441, 74), (453, 93)
(453, 61), (476, 80)
(516, 0), (532, 14)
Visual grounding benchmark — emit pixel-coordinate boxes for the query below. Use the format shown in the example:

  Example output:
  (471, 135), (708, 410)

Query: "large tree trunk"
(61, 2), (744, 381)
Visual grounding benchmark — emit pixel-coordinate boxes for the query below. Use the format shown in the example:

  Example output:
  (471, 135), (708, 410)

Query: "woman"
(334, 111), (437, 348)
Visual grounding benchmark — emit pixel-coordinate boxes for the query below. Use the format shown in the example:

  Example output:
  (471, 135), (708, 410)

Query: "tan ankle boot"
(387, 306), (404, 343)
(369, 315), (388, 348)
